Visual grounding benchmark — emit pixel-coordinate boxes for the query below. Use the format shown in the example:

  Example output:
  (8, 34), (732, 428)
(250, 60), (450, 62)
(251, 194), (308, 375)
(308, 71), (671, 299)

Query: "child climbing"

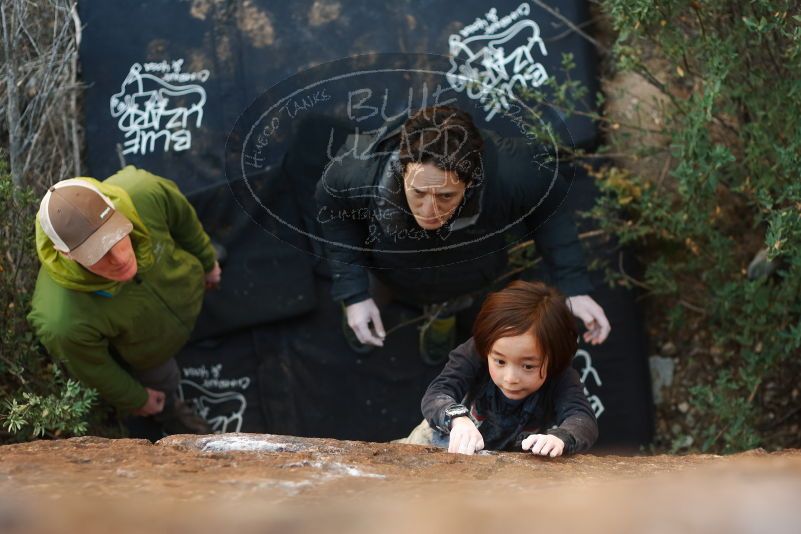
(402, 280), (598, 456)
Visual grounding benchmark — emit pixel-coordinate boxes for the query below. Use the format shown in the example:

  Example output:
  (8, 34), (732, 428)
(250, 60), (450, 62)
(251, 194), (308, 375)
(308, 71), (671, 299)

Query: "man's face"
(72, 235), (138, 282)
(403, 163), (467, 230)
(487, 332), (548, 401)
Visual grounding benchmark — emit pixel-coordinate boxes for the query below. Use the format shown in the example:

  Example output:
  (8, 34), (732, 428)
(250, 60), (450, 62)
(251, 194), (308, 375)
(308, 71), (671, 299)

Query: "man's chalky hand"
(566, 295), (611, 345)
(345, 298), (386, 347)
(205, 261), (222, 290)
(132, 387), (166, 416)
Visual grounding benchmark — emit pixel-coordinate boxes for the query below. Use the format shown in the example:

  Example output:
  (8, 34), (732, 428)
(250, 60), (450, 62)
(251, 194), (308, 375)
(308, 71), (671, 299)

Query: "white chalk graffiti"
(179, 380), (247, 433)
(110, 59), (208, 155)
(447, 3), (549, 121)
(179, 362), (250, 433)
(574, 349), (605, 418)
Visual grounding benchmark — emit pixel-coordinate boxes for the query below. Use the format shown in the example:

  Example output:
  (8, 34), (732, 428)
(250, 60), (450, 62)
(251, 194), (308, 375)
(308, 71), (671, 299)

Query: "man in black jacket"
(315, 106), (610, 361)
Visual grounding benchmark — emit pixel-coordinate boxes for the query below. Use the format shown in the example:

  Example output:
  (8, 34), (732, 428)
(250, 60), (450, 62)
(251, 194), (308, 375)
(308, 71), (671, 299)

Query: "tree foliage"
(591, 0), (801, 452)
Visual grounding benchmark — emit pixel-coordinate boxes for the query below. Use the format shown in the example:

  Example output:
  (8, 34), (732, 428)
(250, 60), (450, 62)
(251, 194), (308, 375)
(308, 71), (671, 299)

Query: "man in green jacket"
(28, 166), (221, 435)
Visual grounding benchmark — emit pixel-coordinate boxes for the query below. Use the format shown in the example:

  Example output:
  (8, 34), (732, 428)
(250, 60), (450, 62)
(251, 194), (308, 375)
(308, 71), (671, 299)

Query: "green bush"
(588, 0), (801, 452)
(0, 159), (99, 441)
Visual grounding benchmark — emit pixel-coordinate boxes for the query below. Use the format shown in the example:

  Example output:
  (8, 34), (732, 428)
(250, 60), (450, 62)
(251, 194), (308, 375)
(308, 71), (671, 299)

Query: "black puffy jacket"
(314, 121), (593, 305)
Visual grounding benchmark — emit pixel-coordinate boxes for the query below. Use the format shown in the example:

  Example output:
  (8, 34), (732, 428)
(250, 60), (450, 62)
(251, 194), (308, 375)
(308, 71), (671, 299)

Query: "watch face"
(445, 405), (469, 418)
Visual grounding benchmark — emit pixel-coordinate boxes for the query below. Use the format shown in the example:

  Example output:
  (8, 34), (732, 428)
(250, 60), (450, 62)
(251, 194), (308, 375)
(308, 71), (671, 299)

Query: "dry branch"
(1, 0), (84, 194)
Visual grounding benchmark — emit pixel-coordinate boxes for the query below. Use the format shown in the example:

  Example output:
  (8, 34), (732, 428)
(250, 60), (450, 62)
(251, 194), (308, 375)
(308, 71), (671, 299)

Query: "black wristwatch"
(443, 403), (470, 430)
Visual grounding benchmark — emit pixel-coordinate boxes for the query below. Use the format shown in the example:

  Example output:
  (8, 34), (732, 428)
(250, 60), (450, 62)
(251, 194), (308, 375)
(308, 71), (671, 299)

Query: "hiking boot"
(154, 398), (212, 435)
(341, 302), (375, 354)
(419, 314), (456, 366)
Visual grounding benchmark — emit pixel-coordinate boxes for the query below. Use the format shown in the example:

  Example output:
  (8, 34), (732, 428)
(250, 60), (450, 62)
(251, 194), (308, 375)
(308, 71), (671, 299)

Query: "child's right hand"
(448, 417), (484, 455)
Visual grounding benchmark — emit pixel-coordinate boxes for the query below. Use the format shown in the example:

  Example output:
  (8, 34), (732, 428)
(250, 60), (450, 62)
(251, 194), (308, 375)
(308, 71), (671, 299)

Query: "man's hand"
(205, 261), (222, 290)
(522, 434), (565, 458)
(566, 295), (611, 345)
(448, 417), (484, 455)
(132, 387), (166, 416)
(345, 298), (386, 347)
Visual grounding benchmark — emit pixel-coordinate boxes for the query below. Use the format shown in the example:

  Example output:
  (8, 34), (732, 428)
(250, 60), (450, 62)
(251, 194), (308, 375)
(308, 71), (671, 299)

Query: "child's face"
(487, 332), (547, 401)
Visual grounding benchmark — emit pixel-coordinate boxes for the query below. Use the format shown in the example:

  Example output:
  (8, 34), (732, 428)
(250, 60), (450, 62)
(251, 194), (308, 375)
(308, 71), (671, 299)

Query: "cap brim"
(69, 210), (134, 267)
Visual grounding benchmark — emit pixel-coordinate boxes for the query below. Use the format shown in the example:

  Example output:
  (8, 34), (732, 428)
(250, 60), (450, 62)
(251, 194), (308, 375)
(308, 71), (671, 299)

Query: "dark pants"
(110, 353), (183, 441)
(368, 272), (486, 343)
(131, 357), (181, 409)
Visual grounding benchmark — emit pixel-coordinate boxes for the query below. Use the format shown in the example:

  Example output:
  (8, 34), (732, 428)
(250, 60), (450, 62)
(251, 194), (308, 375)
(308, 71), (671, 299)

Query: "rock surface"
(1, 434), (800, 533)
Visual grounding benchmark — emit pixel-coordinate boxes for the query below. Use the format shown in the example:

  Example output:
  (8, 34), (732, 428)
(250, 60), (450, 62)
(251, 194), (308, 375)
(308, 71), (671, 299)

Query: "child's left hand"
(522, 434), (565, 458)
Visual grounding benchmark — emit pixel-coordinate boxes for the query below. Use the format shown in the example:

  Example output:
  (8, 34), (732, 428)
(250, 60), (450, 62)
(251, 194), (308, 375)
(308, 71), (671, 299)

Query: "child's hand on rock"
(448, 418), (484, 455)
(522, 434), (565, 458)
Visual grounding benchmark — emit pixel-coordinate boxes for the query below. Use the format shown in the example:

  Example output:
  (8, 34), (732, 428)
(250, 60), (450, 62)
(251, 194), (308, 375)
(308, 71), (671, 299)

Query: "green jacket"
(28, 166), (216, 412)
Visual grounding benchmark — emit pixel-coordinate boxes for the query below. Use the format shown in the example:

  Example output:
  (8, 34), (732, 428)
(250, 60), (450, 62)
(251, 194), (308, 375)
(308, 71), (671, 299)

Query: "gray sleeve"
(420, 338), (483, 433)
(546, 367), (599, 454)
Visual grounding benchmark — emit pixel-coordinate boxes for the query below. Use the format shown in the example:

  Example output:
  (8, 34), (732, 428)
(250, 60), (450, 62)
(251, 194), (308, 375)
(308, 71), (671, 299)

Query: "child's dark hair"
(472, 280), (578, 379)
(398, 106), (484, 185)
